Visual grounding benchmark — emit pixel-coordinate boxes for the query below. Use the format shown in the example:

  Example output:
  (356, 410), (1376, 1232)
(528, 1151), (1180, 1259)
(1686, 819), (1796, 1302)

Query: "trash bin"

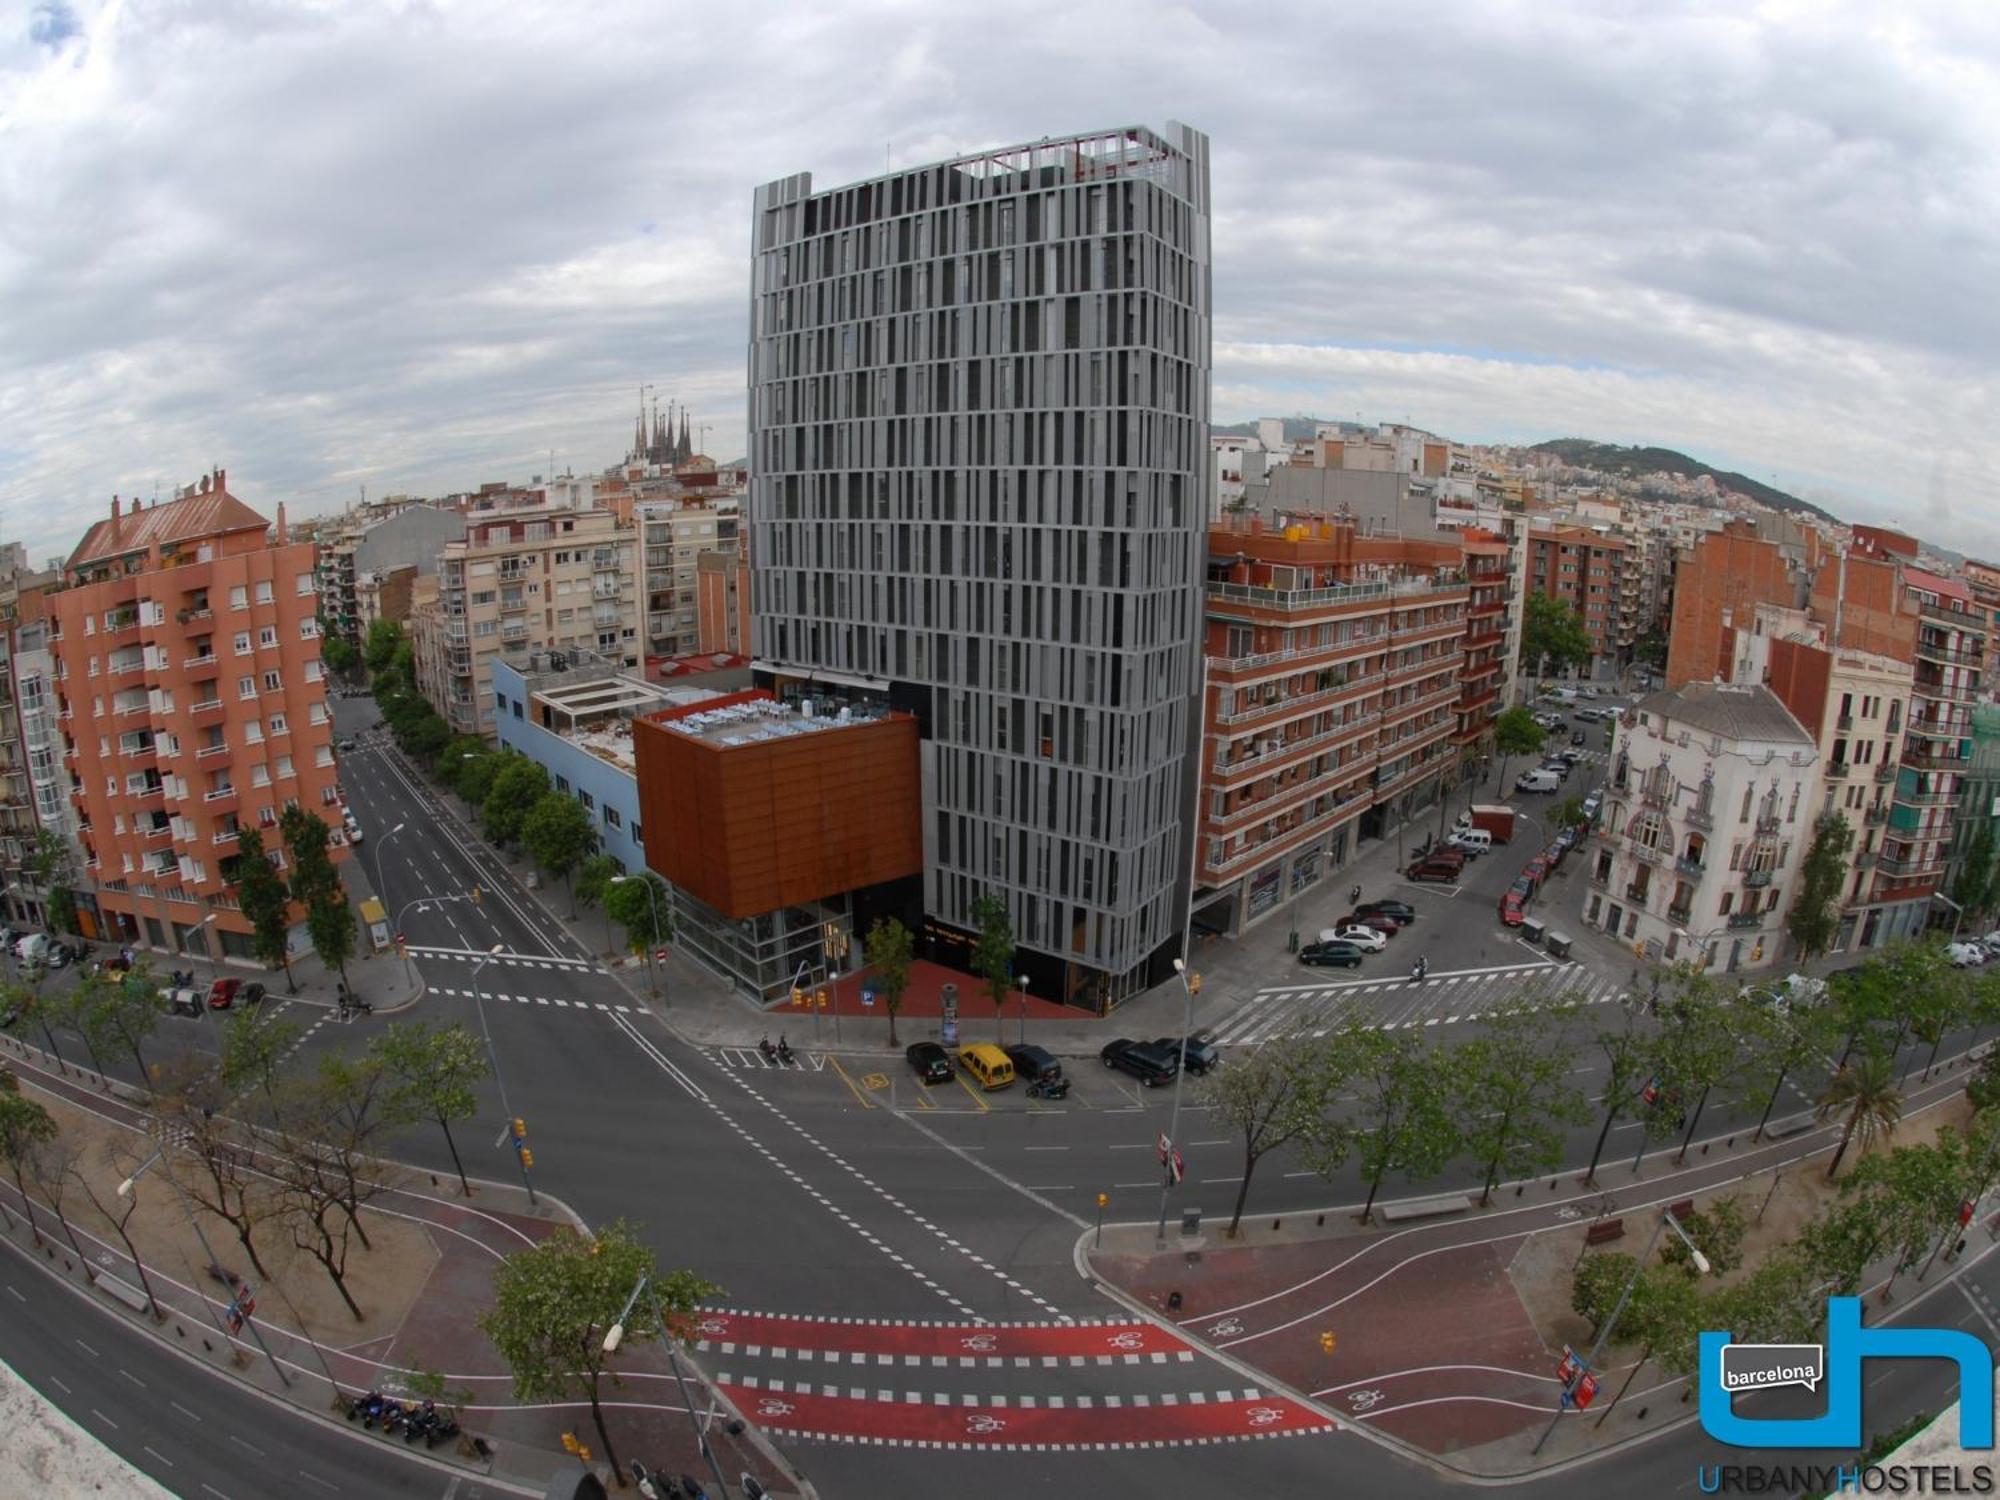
(1180, 1207), (1202, 1238)
(1520, 918), (1546, 946)
(1546, 931), (1574, 960)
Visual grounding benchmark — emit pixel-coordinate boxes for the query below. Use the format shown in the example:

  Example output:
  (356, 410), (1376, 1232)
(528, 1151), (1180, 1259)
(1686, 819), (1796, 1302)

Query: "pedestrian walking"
(1349, 883), (1362, 905)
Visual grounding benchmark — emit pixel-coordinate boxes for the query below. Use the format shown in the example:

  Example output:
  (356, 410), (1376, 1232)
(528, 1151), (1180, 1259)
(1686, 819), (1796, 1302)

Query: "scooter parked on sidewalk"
(1411, 956), (1429, 985)
(776, 1035), (796, 1067)
(758, 1035), (779, 1065)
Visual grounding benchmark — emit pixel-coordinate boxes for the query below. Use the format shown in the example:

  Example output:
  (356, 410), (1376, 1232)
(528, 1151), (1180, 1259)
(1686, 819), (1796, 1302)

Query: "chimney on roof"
(274, 502), (289, 545)
(109, 495), (121, 544)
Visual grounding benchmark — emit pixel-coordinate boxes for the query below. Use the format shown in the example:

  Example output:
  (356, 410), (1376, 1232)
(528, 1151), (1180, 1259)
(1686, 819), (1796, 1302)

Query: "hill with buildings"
(1525, 439), (1837, 525)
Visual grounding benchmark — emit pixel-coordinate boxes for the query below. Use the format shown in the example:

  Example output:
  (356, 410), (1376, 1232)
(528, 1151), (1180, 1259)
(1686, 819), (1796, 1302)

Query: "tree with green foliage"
(574, 853), (620, 956)
(1817, 1052), (1905, 1180)
(1651, 968), (1744, 1163)
(1788, 813), (1855, 962)
(27, 829), (80, 936)
(1740, 990), (1840, 1141)
(478, 1221), (718, 1484)
(0, 1091), (57, 1243)
(269, 1053), (395, 1318)
(96, 971), (160, 1083)
(1659, 1196), (1749, 1277)
(457, 750), (502, 808)
(1453, 999), (1587, 1204)
(968, 894), (1014, 1041)
(1492, 705), (1546, 792)
(1201, 1030), (1336, 1236)
(432, 736), (488, 792)
(220, 1005), (302, 1114)
(1318, 1026), (1461, 1224)
(863, 916), (916, 1047)
(1571, 1250), (1638, 1333)
(232, 826), (297, 992)
(1631, 627), (1668, 671)
(1552, 794), (1588, 831)
(1952, 817), (1999, 924)
(59, 973), (121, 1079)
(481, 756), (551, 848)
(1714, 1244), (1828, 1348)
(362, 619), (405, 677)
(400, 711), (452, 763)
(306, 890), (358, 992)
(604, 872), (672, 964)
(522, 794), (597, 916)
(1840, 1135), (1970, 1294)
(1583, 996), (1658, 1185)
(372, 1020), (488, 1197)
(1, 979), (65, 1072)
(280, 806), (341, 910)
(1522, 591), (1594, 680)
(320, 634), (358, 681)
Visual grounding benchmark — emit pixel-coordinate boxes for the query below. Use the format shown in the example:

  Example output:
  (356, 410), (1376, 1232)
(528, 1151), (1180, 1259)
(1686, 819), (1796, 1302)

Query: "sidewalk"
(0, 1034), (806, 1499)
(1083, 1040), (1993, 1479)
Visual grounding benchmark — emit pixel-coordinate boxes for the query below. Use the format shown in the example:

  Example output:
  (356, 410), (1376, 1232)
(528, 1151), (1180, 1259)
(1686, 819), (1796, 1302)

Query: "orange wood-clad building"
(632, 690), (920, 921)
(51, 472), (345, 956)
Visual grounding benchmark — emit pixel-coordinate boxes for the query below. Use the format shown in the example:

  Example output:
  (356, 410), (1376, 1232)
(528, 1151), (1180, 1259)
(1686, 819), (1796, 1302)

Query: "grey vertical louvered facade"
(748, 124), (1211, 1007)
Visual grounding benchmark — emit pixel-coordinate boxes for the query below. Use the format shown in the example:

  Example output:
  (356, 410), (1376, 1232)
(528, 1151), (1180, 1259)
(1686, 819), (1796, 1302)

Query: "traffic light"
(1188, 972), (1203, 995)
(1319, 1331), (1336, 1354)
(470, 884), (483, 907)
(814, 988), (828, 1009)
(518, 1147), (534, 1168)
(791, 986), (803, 1007)
(512, 1116), (527, 1140)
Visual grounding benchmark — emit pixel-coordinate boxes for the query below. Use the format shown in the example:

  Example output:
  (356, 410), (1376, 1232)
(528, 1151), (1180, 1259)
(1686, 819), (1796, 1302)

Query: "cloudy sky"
(3, 0), (1997, 563)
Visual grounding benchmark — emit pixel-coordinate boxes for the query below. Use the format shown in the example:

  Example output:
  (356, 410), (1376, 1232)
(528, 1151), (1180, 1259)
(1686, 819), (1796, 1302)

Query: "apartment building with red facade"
(1194, 516), (1470, 934)
(1525, 523), (1630, 677)
(50, 474), (344, 958)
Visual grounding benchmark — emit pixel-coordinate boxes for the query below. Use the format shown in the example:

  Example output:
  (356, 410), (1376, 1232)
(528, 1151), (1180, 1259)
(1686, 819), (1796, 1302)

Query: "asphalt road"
(0, 1217), (531, 1500)
(7, 688), (1990, 1500)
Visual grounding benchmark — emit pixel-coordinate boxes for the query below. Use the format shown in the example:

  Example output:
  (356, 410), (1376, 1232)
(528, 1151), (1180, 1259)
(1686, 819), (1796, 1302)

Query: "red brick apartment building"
(1194, 516), (1470, 934)
(1526, 523), (1629, 675)
(49, 474), (344, 957)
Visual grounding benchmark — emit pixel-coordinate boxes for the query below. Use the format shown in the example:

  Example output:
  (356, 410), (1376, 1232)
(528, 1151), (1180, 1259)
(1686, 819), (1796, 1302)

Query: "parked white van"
(1448, 828), (1493, 855)
(1515, 769), (1562, 793)
(13, 932), (48, 965)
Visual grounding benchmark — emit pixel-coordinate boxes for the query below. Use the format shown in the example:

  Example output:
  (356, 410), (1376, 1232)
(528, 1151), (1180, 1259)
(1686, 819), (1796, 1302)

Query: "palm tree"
(1815, 1052), (1905, 1180)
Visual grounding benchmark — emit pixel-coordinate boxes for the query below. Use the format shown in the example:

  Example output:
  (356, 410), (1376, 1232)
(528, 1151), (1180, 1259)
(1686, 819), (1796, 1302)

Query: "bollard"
(1316, 1213), (1325, 1227)
(1167, 1291), (1183, 1312)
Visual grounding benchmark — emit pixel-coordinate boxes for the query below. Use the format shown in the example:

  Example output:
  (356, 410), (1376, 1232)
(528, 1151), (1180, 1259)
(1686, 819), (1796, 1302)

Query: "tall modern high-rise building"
(748, 124), (1212, 1009)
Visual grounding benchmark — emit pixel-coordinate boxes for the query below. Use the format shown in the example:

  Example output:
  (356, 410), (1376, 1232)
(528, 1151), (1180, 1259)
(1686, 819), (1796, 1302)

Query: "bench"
(1380, 1194), (1473, 1223)
(96, 1273), (151, 1314)
(1668, 1199), (1696, 1221)
(1584, 1217), (1626, 1246)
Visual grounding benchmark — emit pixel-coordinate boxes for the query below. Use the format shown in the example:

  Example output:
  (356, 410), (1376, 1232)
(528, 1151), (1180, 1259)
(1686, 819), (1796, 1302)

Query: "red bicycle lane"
(692, 1308), (1193, 1362)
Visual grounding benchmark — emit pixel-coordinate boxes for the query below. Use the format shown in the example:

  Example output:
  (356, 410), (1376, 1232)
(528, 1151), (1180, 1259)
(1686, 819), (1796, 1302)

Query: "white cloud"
(0, 0), (1996, 562)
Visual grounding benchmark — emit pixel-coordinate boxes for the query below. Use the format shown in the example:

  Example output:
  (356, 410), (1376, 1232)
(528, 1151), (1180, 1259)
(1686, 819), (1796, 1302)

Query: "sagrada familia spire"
(632, 388), (696, 467)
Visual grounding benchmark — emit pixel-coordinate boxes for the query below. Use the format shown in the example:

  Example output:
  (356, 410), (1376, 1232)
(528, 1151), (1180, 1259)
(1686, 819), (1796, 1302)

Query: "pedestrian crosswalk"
(430, 985), (635, 1017)
(1206, 962), (1633, 1048)
(405, 945), (601, 973)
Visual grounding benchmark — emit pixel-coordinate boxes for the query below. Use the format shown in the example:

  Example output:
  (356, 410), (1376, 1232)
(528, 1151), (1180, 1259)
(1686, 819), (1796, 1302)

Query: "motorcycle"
(775, 1037), (796, 1067)
(1411, 958), (1429, 985)
(345, 1391), (386, 1423)
(630, 1462), (680, 1499)
(1027, 1075), (1070, 1101)
(758, 1035), (779, 1065)
(402, 1400), (438, 1444)
(424, 1414), (461, 1450)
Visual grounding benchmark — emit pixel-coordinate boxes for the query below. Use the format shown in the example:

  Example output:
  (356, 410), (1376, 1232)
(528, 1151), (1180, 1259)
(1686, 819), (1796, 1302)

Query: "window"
(229, 586), (247, 609)
(233, 631), (252, 655)
(251, 765), (272, 787)
(555, 776), (570, 794)
(254, 582), (274, 604)
(299, 618), (318, 638)
(244, 721), (263, 744)
(258, 626), (278, 648)
(579, 790), (595, 811)
(238, 676), (257, 699)
(268, 714), (288, 736)
(511, 699), (522, 719)
(1719, 890), (1734, 914)
(262, 671), (281, 692)
(275, 755), (294, 779)
(315, 746), (333, 767)
(308, 703), (327, 724)
(604, 806), (622, 829)
(1739, 787), (1754, 823)
(633, 822), (642, 847)
(295, 572), (314, 595)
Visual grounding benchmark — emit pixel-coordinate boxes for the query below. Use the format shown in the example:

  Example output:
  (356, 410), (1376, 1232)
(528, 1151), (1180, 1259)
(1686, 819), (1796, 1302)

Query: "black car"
(240, 982), (268, 1007)
(1570, 730), (1587, 747)
(1100, 1038), (1179, 1087)
(1356, 900), (1417, 924)
(1005, 1043), (1065, 1085)
(1153, 1034), (1220, 1074)
(905, 1041), (953, 1085)
(1299, 940), (1364, 968)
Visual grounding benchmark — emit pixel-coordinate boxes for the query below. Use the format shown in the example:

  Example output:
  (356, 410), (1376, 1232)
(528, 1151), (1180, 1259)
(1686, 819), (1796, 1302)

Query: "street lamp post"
(1533, 1207), (1710, 1452)
(610, 875), (664, 998)
(119, 1149), (293, 1387)
(1018, 975), (1029, 1047)
(605, 1274), (733, 1500)
(470, 943), (536, 1204)
(1154, 958), (1198, 1249)
(369, 821), (409, 906)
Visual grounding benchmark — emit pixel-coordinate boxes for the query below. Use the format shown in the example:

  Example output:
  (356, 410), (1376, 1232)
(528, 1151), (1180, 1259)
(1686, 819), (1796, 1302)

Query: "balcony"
(1913, 671), (1979, 704)
(1684, 802), (1715, 830)
(196, 742), (229, 761)
(1726, 912), (1764, 931)
(202, 784), (238, 808)
(1894, 788), (1956, 807)
(180, 652), (218, 671)
(1675, 855), (1706, 880)
(190, 699), (226, 725)
(1918, 597), (1984, 631)
(1836, 713), (1854, 732)
(1216, 672), (1384, 726)
(1743, 869), (1774, 889)
(1902, 744), (1964, 771)
(1825, 761), (1850, 780)
(1875, 762), (1897, 783)
(140, 822), (173, 842)
(1854, 850), (1877, 870)
(1668, 903), (1694, 927)
(1864, 804), (1888, 825)
(1876, 853), (1944, 880)
(1207, 575), (1453, 616)
(1754, 813), (1782, 836)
